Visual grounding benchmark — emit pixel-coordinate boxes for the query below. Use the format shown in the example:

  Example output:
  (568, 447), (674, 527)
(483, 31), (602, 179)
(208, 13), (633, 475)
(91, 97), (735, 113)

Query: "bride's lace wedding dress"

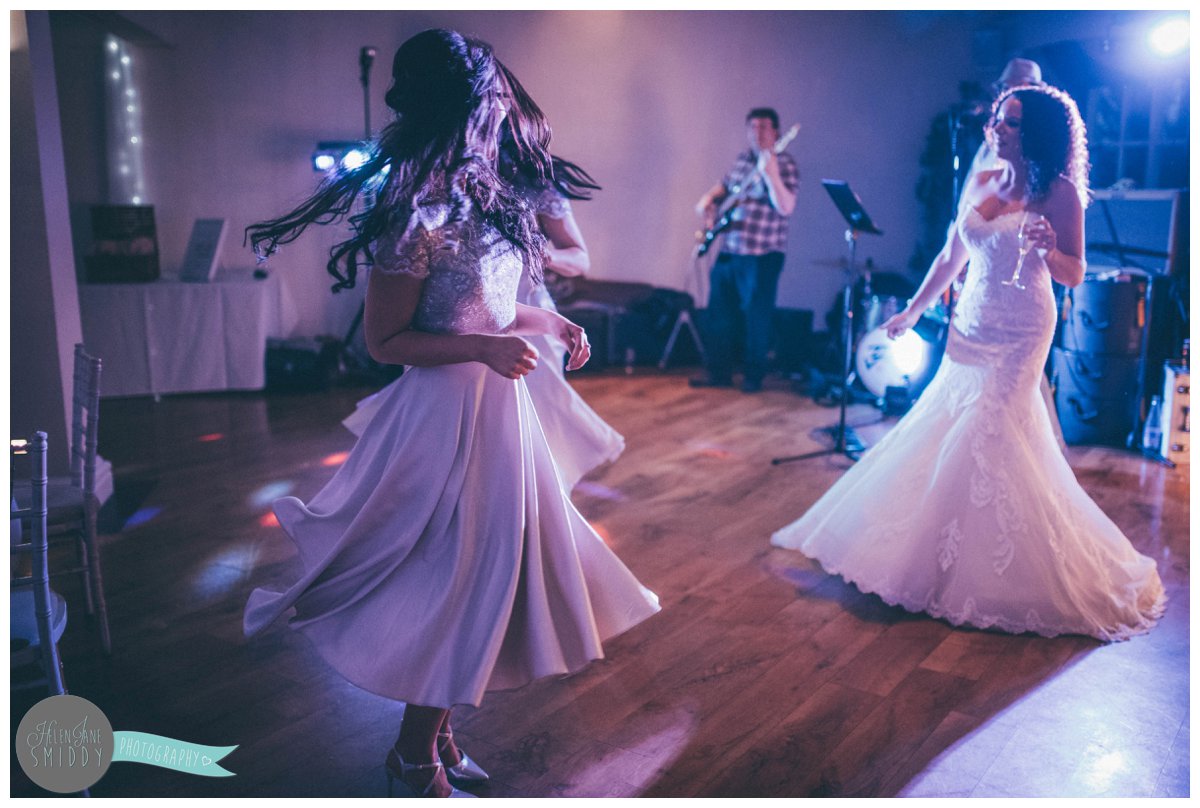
(771, 206), (1164, 641)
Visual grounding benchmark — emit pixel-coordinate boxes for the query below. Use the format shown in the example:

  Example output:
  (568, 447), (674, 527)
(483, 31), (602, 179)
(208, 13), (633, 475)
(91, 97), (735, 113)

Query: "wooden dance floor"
(13, 370), (1189, 798)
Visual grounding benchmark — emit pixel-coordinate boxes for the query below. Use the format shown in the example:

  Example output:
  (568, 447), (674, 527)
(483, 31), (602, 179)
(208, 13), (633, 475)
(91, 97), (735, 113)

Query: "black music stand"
(774, 181), (883, 465)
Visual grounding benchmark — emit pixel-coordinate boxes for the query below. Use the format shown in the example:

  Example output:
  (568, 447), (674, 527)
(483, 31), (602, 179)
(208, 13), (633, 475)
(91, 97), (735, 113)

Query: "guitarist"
(690, 107), (799, 393)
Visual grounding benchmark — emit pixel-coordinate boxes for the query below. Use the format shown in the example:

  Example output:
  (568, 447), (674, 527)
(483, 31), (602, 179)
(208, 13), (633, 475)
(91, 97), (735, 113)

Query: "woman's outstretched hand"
(883, 308), (922, 340)
(480, 335), (539, 379)
(554, 314), (591, 371)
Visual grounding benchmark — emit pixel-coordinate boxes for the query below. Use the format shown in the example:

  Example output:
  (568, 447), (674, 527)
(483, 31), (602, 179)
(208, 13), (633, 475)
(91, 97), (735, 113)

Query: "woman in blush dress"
(242, 29), (659, 798)
(344, 131), (626, 491)
(501, 126), (626, 489)
(771, 84), (1164, 642)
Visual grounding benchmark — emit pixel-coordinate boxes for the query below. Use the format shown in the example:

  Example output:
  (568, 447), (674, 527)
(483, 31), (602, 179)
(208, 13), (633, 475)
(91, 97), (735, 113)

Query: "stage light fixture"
(342, 148), (369, 170)
(1148, 17), (1189, 56)
(311, 140), (369, 173)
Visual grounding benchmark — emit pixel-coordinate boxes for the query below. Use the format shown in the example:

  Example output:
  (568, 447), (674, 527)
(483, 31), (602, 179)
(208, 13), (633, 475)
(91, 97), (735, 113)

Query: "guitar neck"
(697, 122), (800, 253)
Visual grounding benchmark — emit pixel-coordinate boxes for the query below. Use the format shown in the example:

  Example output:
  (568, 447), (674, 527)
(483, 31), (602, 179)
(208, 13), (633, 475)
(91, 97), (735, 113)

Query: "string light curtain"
(104, 35), (147, 204)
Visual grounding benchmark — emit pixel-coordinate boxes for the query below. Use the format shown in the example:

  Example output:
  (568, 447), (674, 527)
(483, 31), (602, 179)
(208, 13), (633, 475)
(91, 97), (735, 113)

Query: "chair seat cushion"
(10, 588), (69, 647)
(11, 478), (86, 521)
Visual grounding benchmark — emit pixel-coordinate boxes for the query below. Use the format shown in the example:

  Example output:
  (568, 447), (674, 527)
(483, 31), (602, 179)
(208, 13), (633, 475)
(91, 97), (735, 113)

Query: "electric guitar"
(696, 123), (801, 257)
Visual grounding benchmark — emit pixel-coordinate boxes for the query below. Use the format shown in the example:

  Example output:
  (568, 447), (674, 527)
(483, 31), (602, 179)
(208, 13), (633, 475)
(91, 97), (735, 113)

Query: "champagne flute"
(1002, 211), (1039, 290)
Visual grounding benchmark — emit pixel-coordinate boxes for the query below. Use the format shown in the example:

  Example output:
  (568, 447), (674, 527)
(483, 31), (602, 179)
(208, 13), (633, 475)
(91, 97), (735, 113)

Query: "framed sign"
(180, 218), (227, 283)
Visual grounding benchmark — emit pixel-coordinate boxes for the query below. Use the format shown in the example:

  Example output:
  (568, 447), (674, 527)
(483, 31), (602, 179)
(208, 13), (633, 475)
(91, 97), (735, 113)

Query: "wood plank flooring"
(10, 369), (1189, 798)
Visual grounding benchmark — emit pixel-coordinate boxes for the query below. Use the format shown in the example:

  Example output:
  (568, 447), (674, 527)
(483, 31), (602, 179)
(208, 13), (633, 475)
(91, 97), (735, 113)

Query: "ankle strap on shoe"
(391, 747), (445, 775)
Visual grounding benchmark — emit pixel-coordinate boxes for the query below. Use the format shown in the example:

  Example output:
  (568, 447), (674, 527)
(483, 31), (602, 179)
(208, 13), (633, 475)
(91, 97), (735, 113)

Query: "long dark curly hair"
(246, 29), (552, 291)
(496, 77), (601, 202)
(990, 84), (1090, 208)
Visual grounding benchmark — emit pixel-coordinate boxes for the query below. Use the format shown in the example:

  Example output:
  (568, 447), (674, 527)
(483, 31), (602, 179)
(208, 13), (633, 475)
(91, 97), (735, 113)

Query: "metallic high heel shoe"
(384, 745), (476, 798)
(438, 731), (490, 784)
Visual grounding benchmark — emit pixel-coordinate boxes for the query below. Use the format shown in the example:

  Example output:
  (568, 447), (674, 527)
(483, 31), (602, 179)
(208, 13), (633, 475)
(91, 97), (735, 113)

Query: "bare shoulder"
(1036, 176), (1084, 225)
(962, 168), (1001, 206)
(1046, 175), (1083, 210)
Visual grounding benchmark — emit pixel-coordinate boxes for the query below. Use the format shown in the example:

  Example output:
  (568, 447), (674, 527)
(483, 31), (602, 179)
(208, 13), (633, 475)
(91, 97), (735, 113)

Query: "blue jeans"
(704, 251), (784, 383)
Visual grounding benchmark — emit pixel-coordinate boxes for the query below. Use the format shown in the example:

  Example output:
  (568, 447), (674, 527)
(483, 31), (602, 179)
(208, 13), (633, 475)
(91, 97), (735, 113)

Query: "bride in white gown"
(771, 84), (1164, 641)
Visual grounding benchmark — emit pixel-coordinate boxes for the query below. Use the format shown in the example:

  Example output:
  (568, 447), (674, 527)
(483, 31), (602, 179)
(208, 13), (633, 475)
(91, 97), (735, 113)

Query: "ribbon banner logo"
(17, 695), (237, 794)
(112, 731), (237, 776)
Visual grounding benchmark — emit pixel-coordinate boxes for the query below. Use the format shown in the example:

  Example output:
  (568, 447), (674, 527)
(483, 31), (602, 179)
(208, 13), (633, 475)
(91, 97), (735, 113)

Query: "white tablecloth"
(79, 271), (298, 398)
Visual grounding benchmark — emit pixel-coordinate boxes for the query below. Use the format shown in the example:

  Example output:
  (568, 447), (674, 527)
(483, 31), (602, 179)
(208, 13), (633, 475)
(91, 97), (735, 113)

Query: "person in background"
(691, 107), (799, 393)
(501, 131), (627, 489)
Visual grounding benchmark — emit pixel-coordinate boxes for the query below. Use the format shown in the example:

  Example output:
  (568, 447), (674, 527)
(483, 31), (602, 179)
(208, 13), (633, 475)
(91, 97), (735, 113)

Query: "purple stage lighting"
(1148, 17), (1189, 57)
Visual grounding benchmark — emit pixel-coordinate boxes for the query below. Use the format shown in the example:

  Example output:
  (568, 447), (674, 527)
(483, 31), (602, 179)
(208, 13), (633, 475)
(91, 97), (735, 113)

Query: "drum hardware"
(660, 243), (710, 370)
(774, 181), (882, 466)
(882, 386), (911, 416)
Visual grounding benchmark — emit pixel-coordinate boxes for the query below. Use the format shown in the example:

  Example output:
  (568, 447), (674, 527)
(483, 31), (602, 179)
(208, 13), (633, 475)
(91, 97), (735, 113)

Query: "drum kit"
(808, 259), (950, 409)
(804, 254), (951, 413)
(852, 293), (948, 403)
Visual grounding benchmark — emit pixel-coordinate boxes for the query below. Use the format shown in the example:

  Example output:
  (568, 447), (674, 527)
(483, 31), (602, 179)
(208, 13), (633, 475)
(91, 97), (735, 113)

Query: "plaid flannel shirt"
(719, 150), (799, 256)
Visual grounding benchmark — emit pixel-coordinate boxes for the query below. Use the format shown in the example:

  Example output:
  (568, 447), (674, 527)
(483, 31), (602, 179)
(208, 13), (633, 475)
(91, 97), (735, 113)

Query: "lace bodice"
(373, 196), (522, 335)
(955, 208), (1057, 341)
(947, 207), (1059, 395)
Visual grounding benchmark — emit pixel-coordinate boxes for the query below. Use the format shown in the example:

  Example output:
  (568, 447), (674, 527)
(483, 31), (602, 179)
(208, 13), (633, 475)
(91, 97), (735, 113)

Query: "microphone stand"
(945, 101), (984, 323)
(339, 46), (384, 384)
(773, 181), (882, 466)
(359, 46), (376, 140)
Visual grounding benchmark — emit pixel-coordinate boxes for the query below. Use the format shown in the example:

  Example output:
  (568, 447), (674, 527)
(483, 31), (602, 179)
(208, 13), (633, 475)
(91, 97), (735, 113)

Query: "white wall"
(48, 10), (1126, 337)
(12, 11), (84, 475)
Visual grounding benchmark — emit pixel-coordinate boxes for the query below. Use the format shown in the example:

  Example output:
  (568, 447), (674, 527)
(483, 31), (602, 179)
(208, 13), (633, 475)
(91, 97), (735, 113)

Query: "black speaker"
(1051, 347), (1143, 447)
(266, 337), (341, 392)
(771, 308), (814, 373)
(1057, 272), (1149, 355)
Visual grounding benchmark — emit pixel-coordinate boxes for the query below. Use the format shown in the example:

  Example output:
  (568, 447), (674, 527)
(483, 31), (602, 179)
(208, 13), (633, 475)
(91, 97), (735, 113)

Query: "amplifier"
(1158, 363), (1189, 464)
(265, 337), (341, 392)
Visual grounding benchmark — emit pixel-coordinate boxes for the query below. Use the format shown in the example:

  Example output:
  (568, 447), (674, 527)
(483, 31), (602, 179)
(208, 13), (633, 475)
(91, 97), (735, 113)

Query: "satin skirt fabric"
(343, 336), (624, 491)
(244, 363), (659, 707)
(520, 332), (625, 490)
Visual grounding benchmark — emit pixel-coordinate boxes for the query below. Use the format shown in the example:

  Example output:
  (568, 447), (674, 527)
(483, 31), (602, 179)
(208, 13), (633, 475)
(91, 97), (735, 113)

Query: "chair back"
(11, 432), (66, 695)
(70, 344), (102, 495)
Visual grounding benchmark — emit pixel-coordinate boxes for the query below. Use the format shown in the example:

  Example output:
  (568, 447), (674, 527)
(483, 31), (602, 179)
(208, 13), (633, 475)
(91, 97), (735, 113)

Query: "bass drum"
(861, 295), (904, 335)
(855, 313), (947, 400)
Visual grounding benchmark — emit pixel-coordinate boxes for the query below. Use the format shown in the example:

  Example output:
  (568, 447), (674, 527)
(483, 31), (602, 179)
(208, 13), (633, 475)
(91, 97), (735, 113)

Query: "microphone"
(359, 46), (376, 85)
